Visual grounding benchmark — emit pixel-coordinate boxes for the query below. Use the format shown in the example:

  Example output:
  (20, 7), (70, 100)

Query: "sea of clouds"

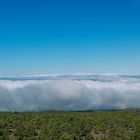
(0, 74), (140, 111)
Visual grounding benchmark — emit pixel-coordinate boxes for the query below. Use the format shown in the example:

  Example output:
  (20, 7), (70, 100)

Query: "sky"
(0, 0), (140, 75)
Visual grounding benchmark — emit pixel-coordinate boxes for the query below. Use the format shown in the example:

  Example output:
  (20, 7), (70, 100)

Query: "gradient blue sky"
(0, 0), (140, 75)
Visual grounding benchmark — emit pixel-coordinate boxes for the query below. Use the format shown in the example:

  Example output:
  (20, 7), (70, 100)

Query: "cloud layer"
(0, 75), (140, 111)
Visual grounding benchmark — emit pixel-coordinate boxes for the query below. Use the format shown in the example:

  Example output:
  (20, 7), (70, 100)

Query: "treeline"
(0, 110), (140, 139)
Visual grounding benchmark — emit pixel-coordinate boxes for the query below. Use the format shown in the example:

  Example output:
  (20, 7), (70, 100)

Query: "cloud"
(0, 75), (140, 111)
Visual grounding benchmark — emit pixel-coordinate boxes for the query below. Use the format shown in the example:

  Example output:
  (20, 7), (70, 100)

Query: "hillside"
(0, 110), (140, 139)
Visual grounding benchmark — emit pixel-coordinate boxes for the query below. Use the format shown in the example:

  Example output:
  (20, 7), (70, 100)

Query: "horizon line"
(0, 73), (140, 77)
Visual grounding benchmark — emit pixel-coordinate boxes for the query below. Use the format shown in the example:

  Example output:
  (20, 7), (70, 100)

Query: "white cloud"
(0, 75), (140, 111)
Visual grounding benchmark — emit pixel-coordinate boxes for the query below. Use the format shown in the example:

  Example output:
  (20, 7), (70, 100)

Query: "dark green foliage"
(0, 110), (139, 139)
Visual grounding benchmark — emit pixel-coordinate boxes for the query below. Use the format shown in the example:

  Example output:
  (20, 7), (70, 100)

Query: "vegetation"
(0, 110), (140, 139)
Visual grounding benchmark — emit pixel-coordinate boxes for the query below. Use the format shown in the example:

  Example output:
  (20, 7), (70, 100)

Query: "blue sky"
(0, 0), (140, 75)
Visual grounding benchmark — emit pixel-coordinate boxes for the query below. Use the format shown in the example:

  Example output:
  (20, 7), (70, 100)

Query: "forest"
(0, 110), (140, 140)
